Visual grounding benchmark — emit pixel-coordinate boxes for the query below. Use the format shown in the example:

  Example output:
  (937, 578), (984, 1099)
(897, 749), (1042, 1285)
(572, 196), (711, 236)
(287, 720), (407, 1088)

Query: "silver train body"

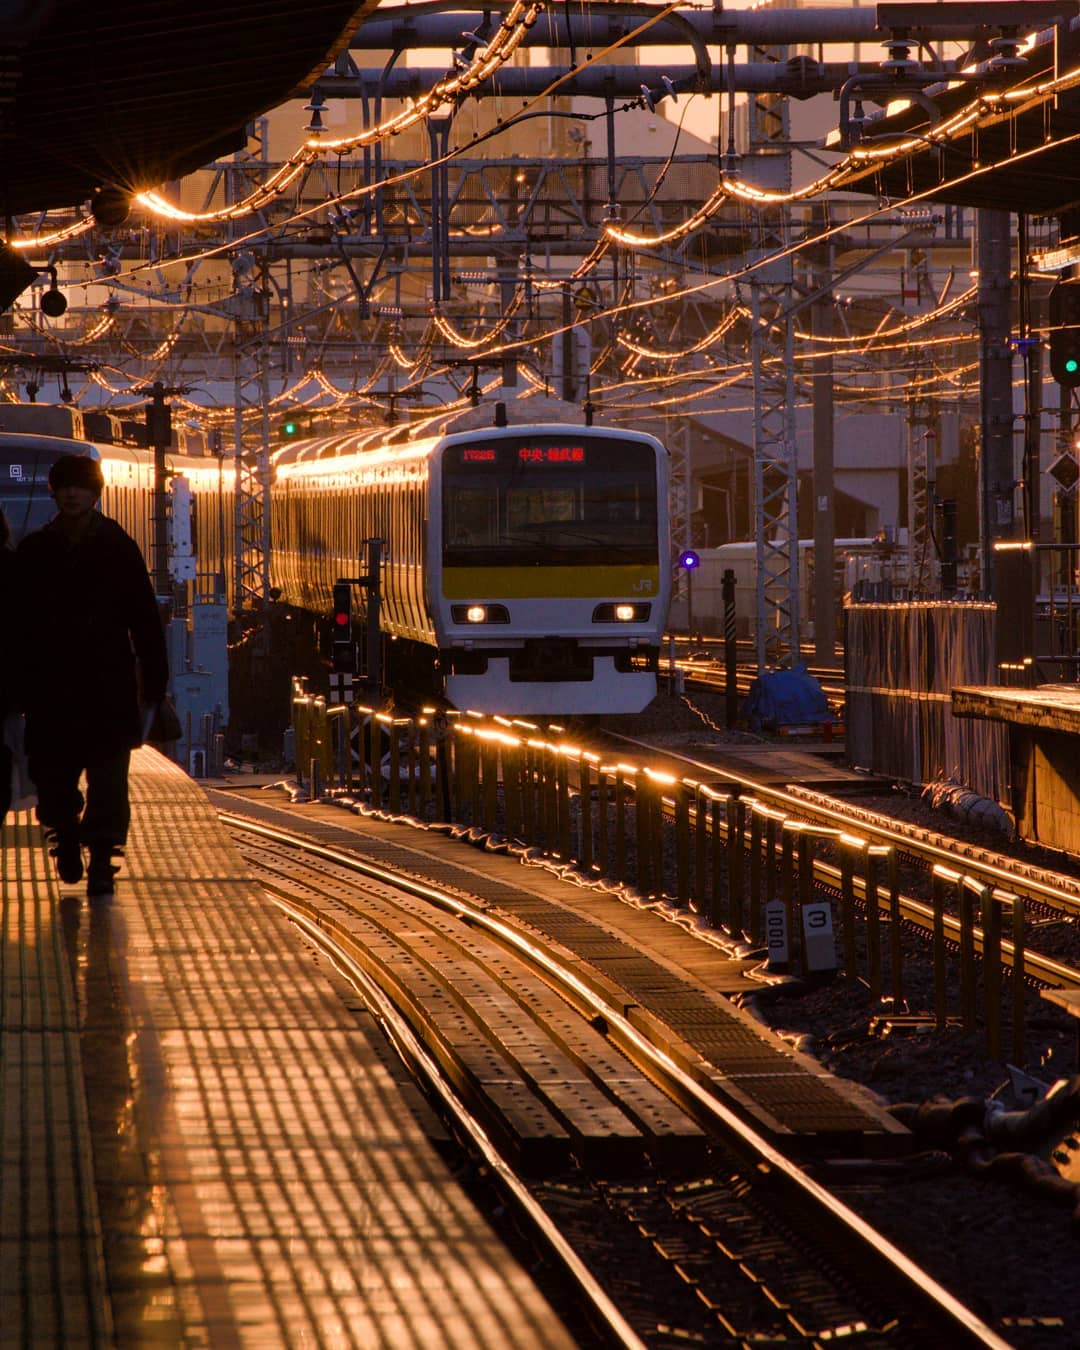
(0, 430), (229, 585)
(272, 419), (672, 715)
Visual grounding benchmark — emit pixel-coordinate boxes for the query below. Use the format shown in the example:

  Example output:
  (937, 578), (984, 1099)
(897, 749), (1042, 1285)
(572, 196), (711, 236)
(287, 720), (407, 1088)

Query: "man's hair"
(48, 454), (105, 494)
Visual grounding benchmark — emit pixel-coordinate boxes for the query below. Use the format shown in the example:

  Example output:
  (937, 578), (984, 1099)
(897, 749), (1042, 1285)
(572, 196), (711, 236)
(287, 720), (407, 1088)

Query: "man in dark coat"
(14, 454), (169, 895)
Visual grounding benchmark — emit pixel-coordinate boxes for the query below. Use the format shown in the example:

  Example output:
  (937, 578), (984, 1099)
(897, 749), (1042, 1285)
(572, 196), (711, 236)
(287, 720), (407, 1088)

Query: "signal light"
(331, 581), (354, 672)
(281, 418), (299, 439)
(1049, 280), (1080, 388)
(679, 549), (700, 570)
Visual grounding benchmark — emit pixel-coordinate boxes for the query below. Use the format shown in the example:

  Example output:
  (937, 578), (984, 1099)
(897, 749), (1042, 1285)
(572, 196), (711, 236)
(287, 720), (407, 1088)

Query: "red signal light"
(331, 581), (354, 673)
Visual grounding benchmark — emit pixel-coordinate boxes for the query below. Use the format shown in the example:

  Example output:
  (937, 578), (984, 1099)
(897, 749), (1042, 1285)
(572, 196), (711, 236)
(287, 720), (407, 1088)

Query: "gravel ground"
(568, 689), (1080, 1348)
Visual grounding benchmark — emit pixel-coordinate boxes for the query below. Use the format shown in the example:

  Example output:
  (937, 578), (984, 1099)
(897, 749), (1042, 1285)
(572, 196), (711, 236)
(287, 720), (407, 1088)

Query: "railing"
(995, 539), (1080, 684)
(289, 680), (1027, 1059)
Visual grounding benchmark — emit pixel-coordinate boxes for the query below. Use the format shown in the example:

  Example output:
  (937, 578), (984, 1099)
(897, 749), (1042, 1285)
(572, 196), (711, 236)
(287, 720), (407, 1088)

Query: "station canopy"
(1, 0), (372, 216)
(827, 4), (1080, 215)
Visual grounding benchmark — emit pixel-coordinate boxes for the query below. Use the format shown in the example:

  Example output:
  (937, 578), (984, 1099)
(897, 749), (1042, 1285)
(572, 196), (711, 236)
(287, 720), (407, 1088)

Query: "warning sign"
(1049, 453), (1080, 494)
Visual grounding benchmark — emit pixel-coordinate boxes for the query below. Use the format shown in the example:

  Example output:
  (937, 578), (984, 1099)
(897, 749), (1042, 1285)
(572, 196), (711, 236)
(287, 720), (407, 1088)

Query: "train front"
(430, 424), (670, 716)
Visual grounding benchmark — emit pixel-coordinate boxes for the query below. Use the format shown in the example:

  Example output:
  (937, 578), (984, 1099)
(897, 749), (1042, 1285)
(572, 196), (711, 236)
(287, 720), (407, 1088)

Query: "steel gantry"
(6, 0), (1072, 631)
(228, 137), (273, 618)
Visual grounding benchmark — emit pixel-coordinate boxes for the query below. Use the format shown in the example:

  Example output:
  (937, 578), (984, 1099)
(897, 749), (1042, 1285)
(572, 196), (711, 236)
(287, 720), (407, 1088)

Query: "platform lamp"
(38, 268), (67, 318)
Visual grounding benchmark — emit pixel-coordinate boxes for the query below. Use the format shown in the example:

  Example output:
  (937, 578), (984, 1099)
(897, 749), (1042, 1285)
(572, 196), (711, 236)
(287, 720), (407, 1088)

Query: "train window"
(443, 436), (658, 567)
(0, 480), (55, 541)
(507, 485), (577, 527)
(446, 486), (498, 547)
(0, 446), (67, 543)
(586, 481), (650, 526)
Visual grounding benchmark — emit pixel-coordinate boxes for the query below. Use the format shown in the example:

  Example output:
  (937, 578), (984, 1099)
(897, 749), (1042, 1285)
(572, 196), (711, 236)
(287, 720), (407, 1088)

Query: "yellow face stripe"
(442, 565), (660, 599)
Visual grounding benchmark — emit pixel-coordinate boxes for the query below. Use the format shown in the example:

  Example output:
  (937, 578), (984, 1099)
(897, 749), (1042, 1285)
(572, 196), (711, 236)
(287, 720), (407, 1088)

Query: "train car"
(0, 403), (87, 440)
(0, 429), (228, 587)
(685, 538), (899, 644)
(271, 404), (672, 715)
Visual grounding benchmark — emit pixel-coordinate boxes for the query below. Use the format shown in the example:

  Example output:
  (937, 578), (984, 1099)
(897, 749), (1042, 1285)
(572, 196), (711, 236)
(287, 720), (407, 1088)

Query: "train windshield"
(443, 435), (658, 566)
(0, 441), (66, 544)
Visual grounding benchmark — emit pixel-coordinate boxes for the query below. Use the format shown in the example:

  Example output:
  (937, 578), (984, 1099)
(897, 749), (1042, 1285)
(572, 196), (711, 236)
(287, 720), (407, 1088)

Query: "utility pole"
(1017, 214), (1043, 544)
(810, 202), (836, 665)
(144, 379), (173, 602)
(747, 37), (799, 669)
(977, 207), (1016, 595)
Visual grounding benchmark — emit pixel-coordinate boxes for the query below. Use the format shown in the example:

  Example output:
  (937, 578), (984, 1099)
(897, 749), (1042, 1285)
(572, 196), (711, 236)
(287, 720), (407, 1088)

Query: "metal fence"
(287, 682), (1027, 1057)
(844, 600), (1008, 803)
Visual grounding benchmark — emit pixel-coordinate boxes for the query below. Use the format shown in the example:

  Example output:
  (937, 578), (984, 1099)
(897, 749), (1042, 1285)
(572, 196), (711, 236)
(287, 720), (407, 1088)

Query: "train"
(0, 428), (228, 586)
(0, 399), (673, 717)
(681, 537), (908, 645)
(272, 402), (672, 715)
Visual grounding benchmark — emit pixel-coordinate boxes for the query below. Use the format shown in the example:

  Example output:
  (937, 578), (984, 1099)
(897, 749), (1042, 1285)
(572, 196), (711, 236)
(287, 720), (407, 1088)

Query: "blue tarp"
(740, 662), (833, 731)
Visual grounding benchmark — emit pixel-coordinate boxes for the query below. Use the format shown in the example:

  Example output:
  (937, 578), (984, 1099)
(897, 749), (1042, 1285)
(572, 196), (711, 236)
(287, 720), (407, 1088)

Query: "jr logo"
(631, 578), (654, 593)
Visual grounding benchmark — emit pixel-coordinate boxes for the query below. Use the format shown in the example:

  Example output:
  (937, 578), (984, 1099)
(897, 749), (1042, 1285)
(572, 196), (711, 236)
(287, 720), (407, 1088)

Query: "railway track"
(222, 810), (1010, 1349)
(660, 643), (848, 713)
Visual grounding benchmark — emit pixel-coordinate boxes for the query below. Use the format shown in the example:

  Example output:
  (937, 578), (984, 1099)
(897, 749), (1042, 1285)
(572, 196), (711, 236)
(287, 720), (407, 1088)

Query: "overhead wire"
(6, 18), (1071, 421)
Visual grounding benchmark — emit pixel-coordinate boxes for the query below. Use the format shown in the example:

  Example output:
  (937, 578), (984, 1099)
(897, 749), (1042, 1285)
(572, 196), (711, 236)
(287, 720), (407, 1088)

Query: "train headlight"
(592, 603), (651, 623)
(451, 604), (510, 624)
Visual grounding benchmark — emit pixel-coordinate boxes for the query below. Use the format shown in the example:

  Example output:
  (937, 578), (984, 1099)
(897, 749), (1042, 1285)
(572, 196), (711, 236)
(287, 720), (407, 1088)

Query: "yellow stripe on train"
(442, 565), (660, 600)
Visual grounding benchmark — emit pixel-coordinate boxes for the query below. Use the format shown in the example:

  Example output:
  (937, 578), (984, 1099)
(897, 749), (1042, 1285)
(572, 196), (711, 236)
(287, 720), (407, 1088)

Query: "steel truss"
(229, 136), (273, 619)
(747, 50), (799, 669)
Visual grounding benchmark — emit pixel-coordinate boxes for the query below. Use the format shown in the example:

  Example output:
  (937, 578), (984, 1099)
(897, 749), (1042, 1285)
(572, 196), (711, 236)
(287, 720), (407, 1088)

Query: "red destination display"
(517, 446), (585, 464)
(457, 443), (587, 465)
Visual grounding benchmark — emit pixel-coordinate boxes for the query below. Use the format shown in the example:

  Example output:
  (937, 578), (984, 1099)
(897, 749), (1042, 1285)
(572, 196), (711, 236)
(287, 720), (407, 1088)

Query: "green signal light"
(1067, 359), (1080, 375)
(283, 420), (297, 436)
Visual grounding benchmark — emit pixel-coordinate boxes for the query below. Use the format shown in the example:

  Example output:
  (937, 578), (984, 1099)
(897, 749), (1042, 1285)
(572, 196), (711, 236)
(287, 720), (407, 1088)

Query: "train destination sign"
(517, 446), (585, 464)
(457, 443), (587, 466)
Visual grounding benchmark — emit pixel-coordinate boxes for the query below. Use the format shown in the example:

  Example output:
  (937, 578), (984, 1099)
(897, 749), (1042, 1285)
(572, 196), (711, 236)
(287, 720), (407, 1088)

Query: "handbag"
(143, 695), (183, 744)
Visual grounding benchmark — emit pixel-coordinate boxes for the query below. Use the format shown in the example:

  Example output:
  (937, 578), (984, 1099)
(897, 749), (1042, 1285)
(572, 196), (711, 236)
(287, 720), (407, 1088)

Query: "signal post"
(331, 538), (384, 706)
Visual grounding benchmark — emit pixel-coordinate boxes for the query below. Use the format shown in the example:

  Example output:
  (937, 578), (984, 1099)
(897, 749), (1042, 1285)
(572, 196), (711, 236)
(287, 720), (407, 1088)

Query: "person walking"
(13, 454), (169, 895)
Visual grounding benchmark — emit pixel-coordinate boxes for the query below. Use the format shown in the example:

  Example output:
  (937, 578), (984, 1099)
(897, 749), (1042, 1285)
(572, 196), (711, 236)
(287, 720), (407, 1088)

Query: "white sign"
(765, 898), (789, 970)
(801, 902), (837, 974)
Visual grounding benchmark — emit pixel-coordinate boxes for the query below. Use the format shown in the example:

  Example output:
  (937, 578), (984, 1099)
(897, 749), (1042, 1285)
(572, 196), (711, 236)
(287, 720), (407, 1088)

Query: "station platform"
(953, 683), (1080, 856)
(0, 748), (575, 1348)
